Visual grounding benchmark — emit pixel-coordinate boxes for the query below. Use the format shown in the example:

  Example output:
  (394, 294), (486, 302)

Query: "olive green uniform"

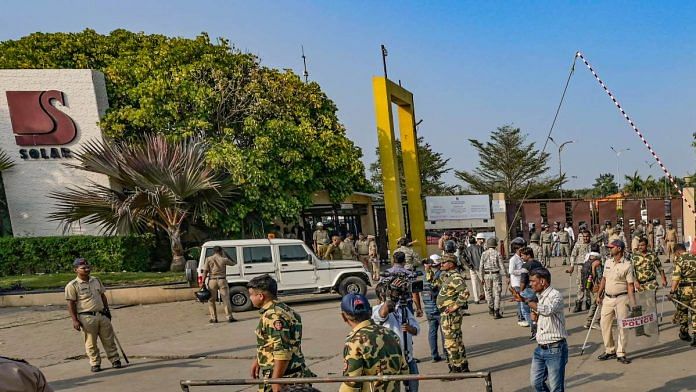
(65, 277), (120, 367)
(340, 319), (408, 392)
(356, 239), (370, 266)
(570, 241), (591, 308)
(324, 243), (342, 260)
(340, 239), (357, 260)
(429, 269), (470, 370)
(631, 251), (663, 292)
(394, 245), (420, 271)
(672, 254), (696, 338)
(256, 301), (315, 391)
(313, 229), (330, 257)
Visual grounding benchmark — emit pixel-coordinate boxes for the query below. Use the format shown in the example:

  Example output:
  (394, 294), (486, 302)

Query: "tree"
(454, 125), (563, 200)
(592, 173), (619, 197)
(368, 136), (456, 196)
(0, 29), (367, 236)
(48, 135), (237, 271)
(622, 171), (645, 196)
(0, 149), (13, 172)
(0, 149), (14, 236)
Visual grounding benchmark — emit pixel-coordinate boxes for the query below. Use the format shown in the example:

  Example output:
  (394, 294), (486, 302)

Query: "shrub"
(0, 235), (155, 276)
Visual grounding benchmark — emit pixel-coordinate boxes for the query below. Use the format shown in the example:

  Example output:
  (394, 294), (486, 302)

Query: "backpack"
(580, 258), (595, 289)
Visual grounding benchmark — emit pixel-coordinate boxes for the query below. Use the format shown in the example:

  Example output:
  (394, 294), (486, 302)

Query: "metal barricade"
(180, 372), (493, 391)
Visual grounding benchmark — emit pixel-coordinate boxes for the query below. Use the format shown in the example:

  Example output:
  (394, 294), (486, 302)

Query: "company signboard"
(0, 70), (110, 236)
(425, 195), (491, 221)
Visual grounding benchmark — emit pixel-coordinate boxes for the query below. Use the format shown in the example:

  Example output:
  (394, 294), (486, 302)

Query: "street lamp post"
(548, 137), (574, 199)
(610, 146), (630, 189)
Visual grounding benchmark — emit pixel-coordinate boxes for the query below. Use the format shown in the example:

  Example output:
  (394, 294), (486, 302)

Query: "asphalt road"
(1, 260), (693, 391)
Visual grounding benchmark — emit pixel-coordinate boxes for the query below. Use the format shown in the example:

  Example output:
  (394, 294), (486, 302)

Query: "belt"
(538, 339), (566, 350)
(210, 276), (226, 280)
(605, 292), (627, 298)
(542, 242), (551, 244)
(560, 242), (569, 244)
(678, 282), (696, 287)
(484, 270), (500, 274)
(78, 311), (98, 316)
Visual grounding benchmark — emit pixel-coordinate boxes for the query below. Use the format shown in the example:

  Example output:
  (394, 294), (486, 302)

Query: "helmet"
(397, 237), (408, 246)
(444, 240), (457, 254)
(530, 233), (540, 242)
(316, 222), (323, 228)
(605, 220), (612, 225)
(511, 237), (526, 246)
(195, 287), (211, 302)
(485, 237), (498, 248)
(615, 224), (622, 230)
(475, 233), (486, 240)
(653, 219), (660, 224)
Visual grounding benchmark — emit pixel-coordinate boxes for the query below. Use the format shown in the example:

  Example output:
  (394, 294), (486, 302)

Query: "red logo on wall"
(6, 90), (77, 146)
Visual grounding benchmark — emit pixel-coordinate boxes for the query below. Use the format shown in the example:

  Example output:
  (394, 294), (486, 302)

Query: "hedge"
(0, 235), (155, 276)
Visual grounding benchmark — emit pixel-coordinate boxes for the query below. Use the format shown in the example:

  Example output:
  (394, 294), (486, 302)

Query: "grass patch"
(0, 272), (184, 291)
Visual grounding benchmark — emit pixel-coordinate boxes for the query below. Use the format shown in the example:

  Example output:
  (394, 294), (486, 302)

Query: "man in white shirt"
(564, 222), (575, 246)
(508, 238), (529, 327)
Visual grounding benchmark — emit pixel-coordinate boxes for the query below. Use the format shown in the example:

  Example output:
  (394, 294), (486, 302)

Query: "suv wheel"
(229, 286), (253, 312)
(338, 276), (367, 297)
(184, 260), (198, 287)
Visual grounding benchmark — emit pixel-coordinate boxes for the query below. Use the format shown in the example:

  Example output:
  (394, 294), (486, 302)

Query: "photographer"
(372, 279), (420, 391)
(423, 254), (446, 362)
(385, 251), (424, 317)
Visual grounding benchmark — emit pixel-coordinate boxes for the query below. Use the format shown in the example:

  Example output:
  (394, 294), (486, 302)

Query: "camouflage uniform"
(540, 230), (553, 267)
(324, 243), (343, 260)
(570, 241), (591, 304)
(479, 248), (506, 313)
(431, 269), (470, 370)
(340, 320), (409, 392)
(631, 251), (663, 292)
(672, 254), (696, 338)
(558, 230), (571, 265)
(255, 301), (315, 392)
(395, 245), (420, 271)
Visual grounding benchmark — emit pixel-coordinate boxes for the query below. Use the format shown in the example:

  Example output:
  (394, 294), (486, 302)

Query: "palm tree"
(49, 135), (237, 271)
(0, 149), (13, 172)
(623, 171), (644, 196)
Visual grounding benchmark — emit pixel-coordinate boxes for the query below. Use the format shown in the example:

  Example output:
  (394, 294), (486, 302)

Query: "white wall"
(0, 70), (110, 236)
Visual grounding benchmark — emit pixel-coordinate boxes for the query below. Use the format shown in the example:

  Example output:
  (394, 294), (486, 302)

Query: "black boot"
(494, 309), (503, 319)
(573, 301), (582, 313)
(488, 307), (495, 316)
(585, 299), (591, 311)
(679, 328), (691, 341)
(692, 333), (696, 347)
(460, 363), (471, 373)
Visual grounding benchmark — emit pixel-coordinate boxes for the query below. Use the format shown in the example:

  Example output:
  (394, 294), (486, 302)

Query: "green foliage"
(368, 136), (456, 196)
(0, 29), (367, 235)
(0, 235), (155, 276)
(592, 173), (619, 197)
(455, 125), (563, 200)
(0, 149), (13, 172)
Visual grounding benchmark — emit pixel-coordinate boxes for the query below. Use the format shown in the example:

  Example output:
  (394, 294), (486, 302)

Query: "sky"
(2, 1), (695, 189)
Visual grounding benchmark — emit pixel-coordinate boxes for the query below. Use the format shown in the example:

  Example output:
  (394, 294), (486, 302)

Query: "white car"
(189, 238), (371, 312)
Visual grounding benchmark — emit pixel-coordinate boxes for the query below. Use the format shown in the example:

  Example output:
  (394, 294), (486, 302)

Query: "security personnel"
(665, 224), (678, 263)
(631, 237), (667, 293)
(356, 233), (371, 268)
(0, 357), (54, 392)
(324, 235), (344, 260)
(529, 232), (542, 267)
(340, 233), (358, 260)
(646, 220), (655, 250)
(394, 237), (420, 271)
(602, 221), (614, 257)
(540, 225), (553, 267)
(429, 253), (471, 373)
(479, 237), (507, 319)
(65, 258), (121, 372)
(669, 244), (696, 345)
(566, 230), (592, 312)
(248, 275), (315, 392)
(558, 225), (571, 266)
(313, 222), (330, 258)
(653, 219), (665, 255)
(200, 246), (237, 323)
(339, 293), (408, 392)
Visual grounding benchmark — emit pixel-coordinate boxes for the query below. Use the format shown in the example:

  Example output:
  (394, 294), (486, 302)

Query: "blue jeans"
(405, 359), (419, 392)
(530, 340), (568, 392)
(427, 316), (446, 359)
(521, 288), (537, 331)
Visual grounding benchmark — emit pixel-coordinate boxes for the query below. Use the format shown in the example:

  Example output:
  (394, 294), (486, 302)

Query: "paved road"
(1, 261), (693, 391)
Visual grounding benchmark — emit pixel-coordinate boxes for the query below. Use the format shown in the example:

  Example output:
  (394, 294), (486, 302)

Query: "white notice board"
(425, 195), (491, 221)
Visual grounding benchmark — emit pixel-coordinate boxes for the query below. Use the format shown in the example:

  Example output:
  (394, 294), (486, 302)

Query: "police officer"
(529, 232), (543, 268)
(0, 357), (54, 392)
(653, 219), (665, 255)
(340, 233), (358, 260)
(479, 237), (507, 319)
(312, 222), (330, 258)
(423, 255), (446, 362)
(200, 246), (237, 323)
(339, 293), (408, 392)
(540, 225), (553, 267)
(566, 230), (592, 312)
(646, 220), (655, 250)
(248, 275), (315, 392)
(669, 244), (696, 345)
(324, 235), (343, 260)
(558, 224), (571, 266)
(65, 258), (121, 372)
(394, 237), (420, 271)
(355, 233), (370, 268)
(665, 223), (678, 263)
(429, 253), (471, 373)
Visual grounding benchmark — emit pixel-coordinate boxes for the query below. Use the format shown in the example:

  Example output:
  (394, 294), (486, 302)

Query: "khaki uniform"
(479, 248), (507, 311)
(0, 357), (54, 392)
(340, 238), (357, 260)
(672, 254), (696, 335)
(654, 224), (665, 254)
(313, 229), (330, 257)
(356, 239), (370, 266)
(558, 230), (571, 265)
(600, 257), (635, 358)
(665, 228), (678, 261)
(340, 320), (408, 392)
(324, 242), (342, 260)
(540, 230), (552, 267)
(571, 241), (591, 305)
(203, 253), (236, 321)
(429, 269), (470, 369)
(631, 251), (663, 292)
(395, 245), (420, 271)
(529, 242), (542, 262)
(256, 301), (315, 391)
(368, 240), (380, 279)
(65, 277), (120, 367)
(646, 223), (654, 249)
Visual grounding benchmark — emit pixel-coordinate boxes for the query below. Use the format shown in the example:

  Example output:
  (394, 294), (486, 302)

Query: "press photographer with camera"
(372, 276), (421, 392)
(384, 251), (424, 317)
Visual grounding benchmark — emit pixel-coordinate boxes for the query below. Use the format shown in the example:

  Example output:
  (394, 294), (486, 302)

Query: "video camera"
(378, 270), (424, 303)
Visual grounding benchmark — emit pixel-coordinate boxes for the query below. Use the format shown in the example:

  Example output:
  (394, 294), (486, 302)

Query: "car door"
(203, 246), (240, 277)
(240, 245), (277, 281)
(277, 244), (318, 290)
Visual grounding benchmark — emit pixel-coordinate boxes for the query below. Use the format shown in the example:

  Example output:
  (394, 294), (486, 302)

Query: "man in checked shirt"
(513, 267), (568, 392)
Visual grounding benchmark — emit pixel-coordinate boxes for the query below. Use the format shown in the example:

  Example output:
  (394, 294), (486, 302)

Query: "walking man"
(479, 237), (507, 319)
(566, 230), (592, 313)
(669, 244), (696, 345)
(665, 223), (678, 263)
(65, 258), (121, 372)
(513, 268), (568, 392)
(465, 234), (485, 303)
(423, 255), (446, 362)
(595, 240), (637, 364)
(249, 275), (315, 392)
(653, 219), (665, 255)
(558, 225), (571, 266)
(540, 225), (553, 267)
(200, 246), (237, 323)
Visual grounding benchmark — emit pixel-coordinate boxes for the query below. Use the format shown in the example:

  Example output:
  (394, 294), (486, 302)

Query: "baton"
(580, 305), (600, 356)
(568, 272), (573, 312)
(113, 332), (129, 364)
(670, 297), (696, 313)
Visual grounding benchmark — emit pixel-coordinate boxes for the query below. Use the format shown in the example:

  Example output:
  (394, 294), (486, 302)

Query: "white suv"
(191, 238), (371, 312)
